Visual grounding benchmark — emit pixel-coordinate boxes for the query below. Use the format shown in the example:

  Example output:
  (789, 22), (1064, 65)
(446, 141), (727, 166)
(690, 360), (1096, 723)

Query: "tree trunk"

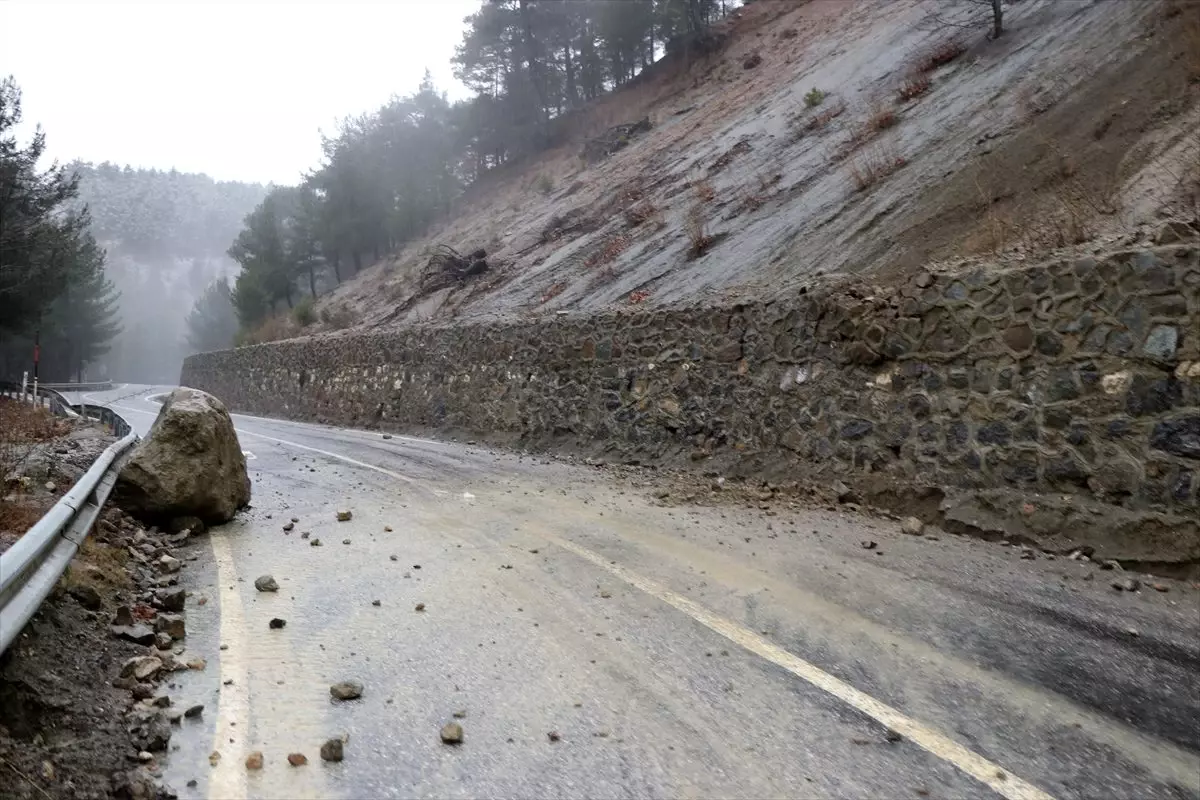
(284, 285), (294, 309)
(331, 252), (342, 283)
(352, 251), (362, 273)
(308, 264), (318, 298)
(991, 0), (1003, 38)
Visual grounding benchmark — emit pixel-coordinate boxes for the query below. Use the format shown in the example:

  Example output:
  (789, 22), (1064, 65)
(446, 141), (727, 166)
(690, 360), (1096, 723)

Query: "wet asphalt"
(83, 385), (1200, 800)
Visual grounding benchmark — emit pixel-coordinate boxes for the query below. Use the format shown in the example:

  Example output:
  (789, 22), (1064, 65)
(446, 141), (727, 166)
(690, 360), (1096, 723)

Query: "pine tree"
(40, 232), (122, 382)
(186, 278), (239, 354)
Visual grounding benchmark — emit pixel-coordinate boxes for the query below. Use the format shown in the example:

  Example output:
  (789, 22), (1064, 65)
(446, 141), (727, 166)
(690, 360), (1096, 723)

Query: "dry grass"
(628, 290), (651, 305)
(849, 145), (908, 192)
(625, 199), (662, 227)
(0, 399), (69, 537)
(584, 233), (632, 270)
(803, 100), (846, 131)
(686, 203), (715, 258)
(693, 178), (716, 203)
(540, 282), (567, 304)
(897, 74), (931, 101)
(915, 38), (966, 73)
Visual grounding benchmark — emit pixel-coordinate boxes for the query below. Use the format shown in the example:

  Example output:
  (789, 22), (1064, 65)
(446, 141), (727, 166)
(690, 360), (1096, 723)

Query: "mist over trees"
(73, 163), (266, 380)
(224, 0), (738, 336)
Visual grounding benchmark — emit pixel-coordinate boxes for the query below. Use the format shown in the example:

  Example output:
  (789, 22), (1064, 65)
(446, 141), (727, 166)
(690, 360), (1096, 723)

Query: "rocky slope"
(306, 0), (1199, 332)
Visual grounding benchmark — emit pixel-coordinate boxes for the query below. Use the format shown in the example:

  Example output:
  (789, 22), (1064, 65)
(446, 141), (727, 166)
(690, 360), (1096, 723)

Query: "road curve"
(83, 385), (1200, 800)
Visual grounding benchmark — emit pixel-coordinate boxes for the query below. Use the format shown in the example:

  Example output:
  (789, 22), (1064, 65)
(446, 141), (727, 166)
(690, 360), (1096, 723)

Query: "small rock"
(453, 710), (467, 719)
(300, 531), (310, 539)
(184, 704), (204, 719)
(319, 738), (344, 762)
(886, 730), (904, 743)
(1152, 583), (1169, 592)
(861, 540), (877, 550)
(121, 656), (163, 681)
(1112, 578), (1140, 592)
(291, 517), (299, 523)
(245, 752), (264, 770)
(155, 613), (186, 639)
(68, 584), (103, 611)
(158, 554), (181, 574)
(45, 481), (57, 492)
(415, 603), (426, 612)
(336, 510), (353, 522)
(151, 695), (171, 708)
(382, 434), (393, 440)
(440, 722), (463, 744)
(282, 522), (294, 532)
(342, 539), (351, 545)
(1100, 560), (1121, 571)
(287, 753), (308, 767)
(137, 751), (154, 763)
(371, 599), (381, 607)
(900, 517), (924, 536)
(832, 480), (854, 503)
(112, 605), (135, 627)
(112, 625), (156, 646)
(269, 618), (286, 629)
(186, 658), (207, 670)
(389, 555), (398, 561)
(208, 751), (220, 766)
(1126, 627), (1139, 637)
(310, 537), (322, 546)
(254, 575), (279, 592)
(155, 632), (174, 650)
(547, 731), (561, 743)
(330, 681), (363, 700)
(384, 525), (393, 532)
(131, 683), (155, 700)
(157, 588), (186, 612)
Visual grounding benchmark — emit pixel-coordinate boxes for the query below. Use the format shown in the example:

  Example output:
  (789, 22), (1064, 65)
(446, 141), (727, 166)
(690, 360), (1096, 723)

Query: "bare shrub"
(0, 399), (69, 537)
(319, 304), (357, 331)
(540, 282), (566, 304)
(584, 233), (632, 269)
(897, 74), (931, 101)
(915, 38), (966, 73)
(804, 100), (846, 131)
(686, 203), (715, 258)
(693, 178), (716, 203)
(848, 145), (908, 192)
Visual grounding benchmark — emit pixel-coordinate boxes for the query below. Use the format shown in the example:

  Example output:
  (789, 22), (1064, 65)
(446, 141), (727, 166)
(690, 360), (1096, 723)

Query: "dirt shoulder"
(1, 502), (208, 800)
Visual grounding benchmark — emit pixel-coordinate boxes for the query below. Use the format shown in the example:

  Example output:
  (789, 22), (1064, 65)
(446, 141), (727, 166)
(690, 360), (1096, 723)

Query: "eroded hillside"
(308, 0), (1199, 333)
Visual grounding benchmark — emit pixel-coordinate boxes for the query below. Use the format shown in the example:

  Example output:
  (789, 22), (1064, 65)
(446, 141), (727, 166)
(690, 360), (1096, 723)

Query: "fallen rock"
(900, 517), (925, 536)
(68, 584), (103, 610)
(155, 613), (186, 640)
(112, 625), (157, 646)
(415, 603), (426, 612)
(319, 738), (344, 762)
(158, 554), (181, 574)
(115, 387), (251, 525)
(155, 632), (174, 650)
(157, 587), (186, 612)
(287, 753), (308, 767)
(269, 617), (286, 629)
(336, 509), (353, 522)
(168, 516), (205, 535)
(186, 657), (207, 670)
(245, 752), (264, 770)
(330, 681), (363, 700)
(121, 656), (163, 681)
(440, 722), (463, 744)
(254, 575), (279, 592)
(282, 522), (294, 532)
(310, 538), (322, 547)
(184, 704), (204, 718)
(1112, 578), (1141, 592)
(113, 605), (135, 626)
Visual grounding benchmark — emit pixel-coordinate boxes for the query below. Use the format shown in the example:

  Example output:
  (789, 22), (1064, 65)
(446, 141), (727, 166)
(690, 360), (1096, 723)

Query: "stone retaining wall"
(184, 245), (1200, 523)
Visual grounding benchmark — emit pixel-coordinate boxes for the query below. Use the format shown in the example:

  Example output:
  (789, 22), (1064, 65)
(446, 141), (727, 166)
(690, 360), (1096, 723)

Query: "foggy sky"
(0, 1), (478, 185)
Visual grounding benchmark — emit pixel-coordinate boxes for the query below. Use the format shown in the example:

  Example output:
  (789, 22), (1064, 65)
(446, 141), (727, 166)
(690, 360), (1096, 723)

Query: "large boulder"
(115, 388), (250, 525)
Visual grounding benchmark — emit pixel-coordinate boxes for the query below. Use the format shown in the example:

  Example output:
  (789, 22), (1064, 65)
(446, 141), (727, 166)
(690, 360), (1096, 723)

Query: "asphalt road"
(80, 385), (1200, 800)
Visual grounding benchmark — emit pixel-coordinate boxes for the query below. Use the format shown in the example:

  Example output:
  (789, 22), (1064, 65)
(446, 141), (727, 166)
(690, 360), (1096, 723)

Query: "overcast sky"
(0, 1), (479, 185)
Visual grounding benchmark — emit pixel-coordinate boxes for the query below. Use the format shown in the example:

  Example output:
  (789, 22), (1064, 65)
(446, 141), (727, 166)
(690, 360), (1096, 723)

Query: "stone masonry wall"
(184, 245), (1200, 528)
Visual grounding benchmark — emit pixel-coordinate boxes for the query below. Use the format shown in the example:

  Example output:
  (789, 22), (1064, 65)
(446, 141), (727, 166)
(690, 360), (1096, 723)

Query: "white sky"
(0, 1), (479, 185)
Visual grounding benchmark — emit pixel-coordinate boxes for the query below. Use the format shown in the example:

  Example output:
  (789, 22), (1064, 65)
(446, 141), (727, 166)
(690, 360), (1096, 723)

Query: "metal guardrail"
(38, 381), (114, 392)
(0, 384), (138, 655)
(0, 383), (132, 438)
